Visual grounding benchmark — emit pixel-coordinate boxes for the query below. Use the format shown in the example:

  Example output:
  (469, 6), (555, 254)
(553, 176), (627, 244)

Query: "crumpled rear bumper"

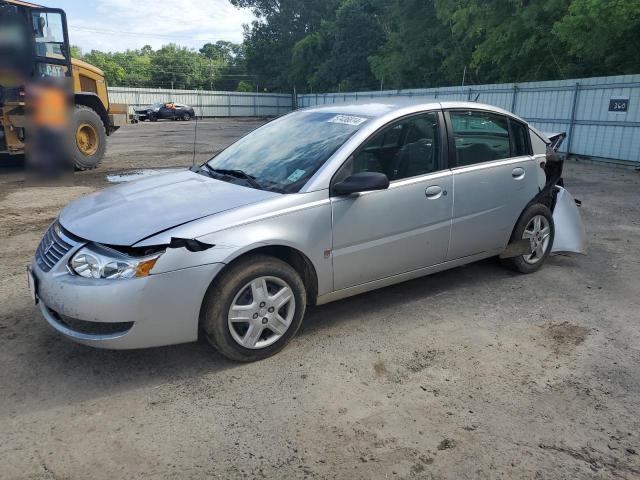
(551, 186), (586, 254)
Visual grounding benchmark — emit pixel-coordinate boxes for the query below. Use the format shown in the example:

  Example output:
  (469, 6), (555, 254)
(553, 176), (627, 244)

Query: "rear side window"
(509, 119), (531, 156)
(449, 110), (511, 166)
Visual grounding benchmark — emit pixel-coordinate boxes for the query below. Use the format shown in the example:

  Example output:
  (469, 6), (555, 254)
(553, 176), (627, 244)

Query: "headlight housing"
(70, 244), (163, 280)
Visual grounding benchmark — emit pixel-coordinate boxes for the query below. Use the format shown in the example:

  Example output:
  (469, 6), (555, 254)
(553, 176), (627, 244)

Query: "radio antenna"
(192, 111), (199, 167)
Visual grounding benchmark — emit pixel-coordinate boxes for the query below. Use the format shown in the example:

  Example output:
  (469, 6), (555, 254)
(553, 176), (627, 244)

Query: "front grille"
(35, 221), (82, 272)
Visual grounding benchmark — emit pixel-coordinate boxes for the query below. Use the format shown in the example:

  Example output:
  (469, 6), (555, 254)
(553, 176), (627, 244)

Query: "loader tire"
(71, 105), (106, 171)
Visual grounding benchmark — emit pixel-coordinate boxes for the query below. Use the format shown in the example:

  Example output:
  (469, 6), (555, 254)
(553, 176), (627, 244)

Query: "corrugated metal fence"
(107, 86), (294, 118)
(297, 74), (640, 166)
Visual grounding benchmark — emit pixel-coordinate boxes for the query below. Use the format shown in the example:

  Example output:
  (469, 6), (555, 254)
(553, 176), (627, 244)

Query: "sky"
(38, 0), (256, 53)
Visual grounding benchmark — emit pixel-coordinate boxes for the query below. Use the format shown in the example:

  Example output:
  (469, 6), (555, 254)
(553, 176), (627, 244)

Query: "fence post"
(467, 88), (473, 101)
(566, 82), (581, 157)
(227, 94), (232, 117)
(254, 93), (258, 116)
(511, 85), (518, 113)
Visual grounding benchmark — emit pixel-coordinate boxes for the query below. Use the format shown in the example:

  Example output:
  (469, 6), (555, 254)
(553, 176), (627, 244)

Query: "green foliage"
(231, 0), (342, 90)
(239, 0), (640, 92)
(77, 42), (246, 91)
(236, 80), (255, 92)
(552, 0), (640, 76)
(75, 0), (640, 93)
(369, 0), (456, 89)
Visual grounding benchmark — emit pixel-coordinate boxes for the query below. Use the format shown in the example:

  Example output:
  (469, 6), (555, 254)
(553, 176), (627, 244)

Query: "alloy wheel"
(522, 214), (551, 264)
(227, 276), (295, 349)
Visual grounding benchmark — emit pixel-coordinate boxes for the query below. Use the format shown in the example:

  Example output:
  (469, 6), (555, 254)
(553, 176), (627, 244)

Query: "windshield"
(206, 111), (368, 193)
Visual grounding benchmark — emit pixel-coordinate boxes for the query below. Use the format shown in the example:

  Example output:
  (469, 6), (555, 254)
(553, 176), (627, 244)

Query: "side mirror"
(332, 171), (389, 196)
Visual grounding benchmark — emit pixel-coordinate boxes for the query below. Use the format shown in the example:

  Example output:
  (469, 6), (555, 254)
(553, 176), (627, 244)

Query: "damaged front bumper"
(31, 250), (224, 349)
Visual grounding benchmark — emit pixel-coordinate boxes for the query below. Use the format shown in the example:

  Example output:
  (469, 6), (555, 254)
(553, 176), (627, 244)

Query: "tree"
(370, 0), (455, 89)
(326, 0), (389, 91)
(231, 0), (341, 91)
(291, 0), (389, 92)
(434, 0), (574, 83)
(200, 41), (248, 90)
(552, 0), (640, 77)
(237, 80), (255, 92)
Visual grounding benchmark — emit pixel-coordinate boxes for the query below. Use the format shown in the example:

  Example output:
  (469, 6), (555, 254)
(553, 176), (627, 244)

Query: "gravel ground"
(1, 119), (639, 479)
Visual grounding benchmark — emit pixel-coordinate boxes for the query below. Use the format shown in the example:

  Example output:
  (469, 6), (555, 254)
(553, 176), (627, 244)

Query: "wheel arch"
(197, 243), (320, 337)
(221, 244), (319, 306)
(74, 93), (110, 134)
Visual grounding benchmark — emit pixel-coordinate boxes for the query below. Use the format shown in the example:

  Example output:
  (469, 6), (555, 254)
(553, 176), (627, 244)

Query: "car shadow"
(3, 255), (555, 415)
(301, 257), (514, 335)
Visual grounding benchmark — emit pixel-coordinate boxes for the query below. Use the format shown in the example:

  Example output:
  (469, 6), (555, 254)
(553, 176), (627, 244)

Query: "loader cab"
(0, 2), (71, 78)
(30, 7), (72, 78)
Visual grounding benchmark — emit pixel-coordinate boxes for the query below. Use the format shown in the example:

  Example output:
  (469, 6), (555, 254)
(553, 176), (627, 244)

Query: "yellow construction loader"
(0, 0), (130, 169)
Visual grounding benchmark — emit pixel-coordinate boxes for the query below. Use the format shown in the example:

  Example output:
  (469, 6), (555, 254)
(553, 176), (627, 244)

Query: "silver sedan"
(29, 99), (586, 361)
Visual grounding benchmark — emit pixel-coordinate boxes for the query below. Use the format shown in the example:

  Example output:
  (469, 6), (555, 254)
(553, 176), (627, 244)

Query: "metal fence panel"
(297, 74), (640, 165)
(107, 87), (293, 118)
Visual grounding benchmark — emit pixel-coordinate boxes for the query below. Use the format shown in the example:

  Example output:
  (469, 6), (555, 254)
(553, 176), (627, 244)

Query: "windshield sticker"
(286, 169), (306, 183)
(328, 114), (368, 126)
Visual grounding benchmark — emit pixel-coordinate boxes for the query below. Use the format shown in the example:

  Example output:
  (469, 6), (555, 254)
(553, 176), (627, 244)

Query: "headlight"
(70, 244), (162, 280)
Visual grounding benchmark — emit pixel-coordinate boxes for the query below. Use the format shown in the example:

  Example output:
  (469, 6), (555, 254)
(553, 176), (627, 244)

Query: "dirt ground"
(1, 119), (639, 480)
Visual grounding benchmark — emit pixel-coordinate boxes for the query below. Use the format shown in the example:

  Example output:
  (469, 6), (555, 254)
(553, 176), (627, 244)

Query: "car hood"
(59, 170), (280, 246)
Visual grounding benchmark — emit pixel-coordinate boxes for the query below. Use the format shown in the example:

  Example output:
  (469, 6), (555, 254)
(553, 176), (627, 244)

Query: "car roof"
(301, 97), (529, 125)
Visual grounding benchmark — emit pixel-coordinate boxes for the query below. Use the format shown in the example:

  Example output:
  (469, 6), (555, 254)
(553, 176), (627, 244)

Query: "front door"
(330, 111), (453, 290)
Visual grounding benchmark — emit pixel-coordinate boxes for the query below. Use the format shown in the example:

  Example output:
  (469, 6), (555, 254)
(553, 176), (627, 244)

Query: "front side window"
(32, 11), (67, 60)
(207, 111), (368, 193)
(450, 110), (511, 166)
(343, 112), (441, 181)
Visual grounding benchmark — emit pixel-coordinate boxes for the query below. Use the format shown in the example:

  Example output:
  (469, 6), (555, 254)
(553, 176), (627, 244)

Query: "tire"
(150, 113), (158, 122)
(71, 105), (106, 171)
(501, 204), (555, 274)
(201, 254), (307, 362)
(182, 112), (191, 121)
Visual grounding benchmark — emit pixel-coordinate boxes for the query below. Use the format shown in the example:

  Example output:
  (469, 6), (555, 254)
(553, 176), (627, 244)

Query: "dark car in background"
(135, 102), (195, 122)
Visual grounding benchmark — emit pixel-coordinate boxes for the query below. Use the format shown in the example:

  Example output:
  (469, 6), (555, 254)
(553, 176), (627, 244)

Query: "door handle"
(425, 185), (443, 199)
(512, 167), (525, 180)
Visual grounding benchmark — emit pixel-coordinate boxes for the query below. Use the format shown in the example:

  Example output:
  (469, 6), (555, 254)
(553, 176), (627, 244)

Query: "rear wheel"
(201, 254), (306, 362)
(71, 105), (106, 170)
(501, 204), (554, 273)
(182, 112), (191, 121)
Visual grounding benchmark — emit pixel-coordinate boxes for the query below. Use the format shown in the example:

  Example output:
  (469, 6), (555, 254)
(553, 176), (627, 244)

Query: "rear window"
(509, 119), (531, 156)
(450, 110), (511, 166)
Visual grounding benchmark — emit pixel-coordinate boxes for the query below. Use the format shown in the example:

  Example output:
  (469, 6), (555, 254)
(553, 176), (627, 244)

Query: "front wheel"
(201, 254), (307, 362)
(501, 204), (555, 273)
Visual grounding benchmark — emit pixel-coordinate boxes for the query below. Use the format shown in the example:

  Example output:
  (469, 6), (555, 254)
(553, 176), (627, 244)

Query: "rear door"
(445, 109), (538, 260)
(330, 111), (453, 290)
